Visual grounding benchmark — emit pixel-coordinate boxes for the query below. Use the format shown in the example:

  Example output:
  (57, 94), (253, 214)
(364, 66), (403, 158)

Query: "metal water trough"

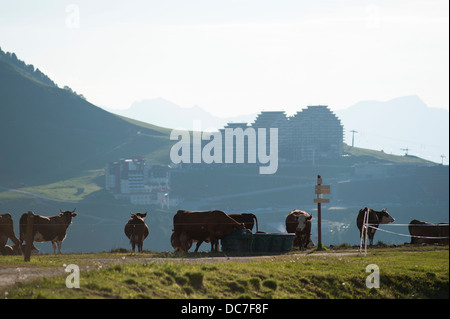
(222, 229), (295, 253)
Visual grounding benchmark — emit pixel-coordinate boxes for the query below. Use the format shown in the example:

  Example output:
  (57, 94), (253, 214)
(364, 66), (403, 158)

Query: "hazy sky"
(0, 0), (448, 117)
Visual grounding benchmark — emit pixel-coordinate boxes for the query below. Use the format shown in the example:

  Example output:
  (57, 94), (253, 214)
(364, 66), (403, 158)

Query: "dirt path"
(0, 267), (66, 291)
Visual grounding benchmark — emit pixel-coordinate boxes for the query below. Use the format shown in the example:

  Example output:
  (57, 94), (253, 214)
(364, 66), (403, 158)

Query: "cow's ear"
(142, 212), (147, 218)
(72, 213), (77, 218)
(307, 215), (313, 220)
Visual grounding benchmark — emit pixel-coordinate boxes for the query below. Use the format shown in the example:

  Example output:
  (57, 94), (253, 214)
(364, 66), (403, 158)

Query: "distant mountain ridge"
(109, 95), (448, 164)
(110, 98), (258, 131)
(335, 95), (449, 164)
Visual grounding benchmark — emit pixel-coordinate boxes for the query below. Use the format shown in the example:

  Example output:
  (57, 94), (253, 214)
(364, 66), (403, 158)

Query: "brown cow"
(285, 209), (314, 250)
(186, 213), (258, 252)
(229, 213), (259, 232)
(408, 219), (449, 245)
(124, 212), (149, 252)
(172, 210), (245, 253)
(356, 207), (395, 246)
(171, 229), (212, 253)
(0, 213), (21, 256)
(19, 209), (77, 254)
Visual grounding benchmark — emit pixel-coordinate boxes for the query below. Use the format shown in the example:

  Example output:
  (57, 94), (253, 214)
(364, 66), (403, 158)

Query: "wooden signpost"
(314, 175), (330, 250)
(24, 211), (34, 262)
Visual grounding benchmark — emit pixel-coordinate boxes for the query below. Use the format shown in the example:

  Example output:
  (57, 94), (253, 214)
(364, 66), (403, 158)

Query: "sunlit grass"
(2, 247), (447, 299)
(18, 169), (104, 202)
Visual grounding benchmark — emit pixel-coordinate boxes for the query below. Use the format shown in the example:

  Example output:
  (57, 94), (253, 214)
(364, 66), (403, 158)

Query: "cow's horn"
(73, 208), (76, 212)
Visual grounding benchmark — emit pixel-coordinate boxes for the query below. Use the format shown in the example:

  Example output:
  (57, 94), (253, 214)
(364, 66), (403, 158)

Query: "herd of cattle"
(0, 207), (448, 256)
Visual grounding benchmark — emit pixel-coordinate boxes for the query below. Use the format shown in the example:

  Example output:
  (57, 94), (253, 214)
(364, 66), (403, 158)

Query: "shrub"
(123, 278), (138, 285)
(262, 279), (277, 290)
(175, 276), (188, 286)
(226, 281), (246, 293)
(185, 272), (204, 289)
(249, 277), (261, 290)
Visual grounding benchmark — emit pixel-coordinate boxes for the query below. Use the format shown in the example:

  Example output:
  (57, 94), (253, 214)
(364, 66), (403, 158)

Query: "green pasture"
(1, 246), (448, 299)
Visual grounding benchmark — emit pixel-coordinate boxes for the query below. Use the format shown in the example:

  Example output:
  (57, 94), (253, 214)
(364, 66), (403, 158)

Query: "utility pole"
(401, 148), (409, 156)
(350, 130), (358, 147)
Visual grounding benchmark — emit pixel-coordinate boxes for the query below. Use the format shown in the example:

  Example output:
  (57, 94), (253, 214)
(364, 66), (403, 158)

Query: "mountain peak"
(387, 95), (427, 109)
(348, 95), (428, 112)
(335, 95), (448, 164)
(113, 99), (257, 130)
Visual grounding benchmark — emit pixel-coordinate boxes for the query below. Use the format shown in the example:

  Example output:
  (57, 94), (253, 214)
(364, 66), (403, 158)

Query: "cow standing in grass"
(409, 220), (449, 245)
(229, 213), (259, 232)
(19, 209), (77, 254)
(285, 209), (314, 250)
(124, 212), (149, 252)
(172, 210), (245, 253)
(357, 207), (395, 246)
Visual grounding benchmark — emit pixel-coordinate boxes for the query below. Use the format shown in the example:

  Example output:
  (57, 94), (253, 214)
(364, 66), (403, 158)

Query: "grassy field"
(1, 246), (448, 299)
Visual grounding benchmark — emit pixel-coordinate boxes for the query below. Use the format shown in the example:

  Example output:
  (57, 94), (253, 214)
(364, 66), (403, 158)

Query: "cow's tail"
(129, 224), (136, 244)
(251, 213), (259, 232)
(130, 224), (145, 244)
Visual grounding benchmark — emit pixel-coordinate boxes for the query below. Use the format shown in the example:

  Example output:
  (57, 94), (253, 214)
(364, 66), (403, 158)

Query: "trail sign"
(315, 185), (330, 194)
(314, 175), (330, 250)
(314, 197), (330, 203)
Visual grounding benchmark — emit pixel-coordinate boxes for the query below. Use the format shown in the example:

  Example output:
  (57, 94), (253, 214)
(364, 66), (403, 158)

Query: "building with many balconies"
(105, 156), (172, 206)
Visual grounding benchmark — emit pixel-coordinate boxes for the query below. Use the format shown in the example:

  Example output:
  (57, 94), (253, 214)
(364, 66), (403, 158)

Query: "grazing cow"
(172, 210), (245, 253)
(356, 207), (395, 246)
(0, 213), (21, 256)
(285, 209), (314, 250)
(186, 213), (259, 252)
(408, 220), (449, 245)
(124, 212), (149, 252)
(229, 213), (259, 232)
(19, 209), (77, 254)
(171, 230), (210, 253)
(171, 231), (186, 252)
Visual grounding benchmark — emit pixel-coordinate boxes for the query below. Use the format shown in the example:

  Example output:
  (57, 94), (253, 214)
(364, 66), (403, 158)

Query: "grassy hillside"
(0, 58), (172, 185)
(343, 144), (435, 164)
(1, 247), (448, 299)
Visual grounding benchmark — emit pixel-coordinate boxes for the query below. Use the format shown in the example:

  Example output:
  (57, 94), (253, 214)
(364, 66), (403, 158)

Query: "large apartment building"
(105, 157), (171, 206)
(181, 105), (344, 166)
(252, 105), (344, 162)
